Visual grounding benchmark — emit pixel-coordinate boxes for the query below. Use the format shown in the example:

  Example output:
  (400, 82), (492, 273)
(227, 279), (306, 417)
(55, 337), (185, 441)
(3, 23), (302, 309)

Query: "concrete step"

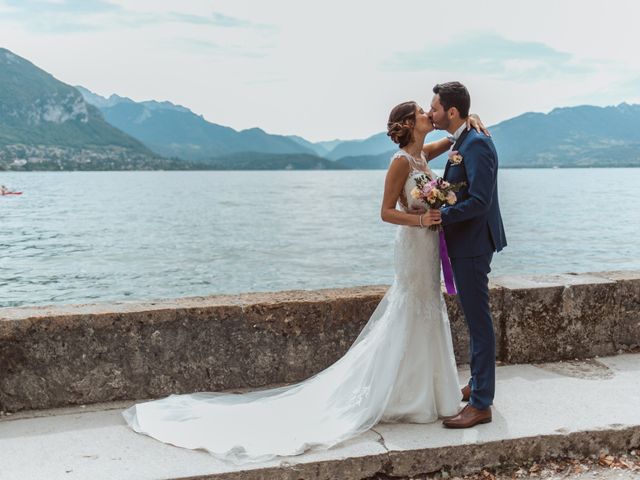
(2, 353), (639, 480)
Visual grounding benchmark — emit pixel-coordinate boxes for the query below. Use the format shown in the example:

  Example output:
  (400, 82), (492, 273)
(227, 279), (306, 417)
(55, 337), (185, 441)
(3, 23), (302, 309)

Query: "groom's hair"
(433, 82), (470, 118)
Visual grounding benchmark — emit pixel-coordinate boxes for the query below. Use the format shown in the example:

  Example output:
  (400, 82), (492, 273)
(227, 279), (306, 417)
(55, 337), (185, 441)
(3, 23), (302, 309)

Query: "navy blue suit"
(441, 127), (506, 410)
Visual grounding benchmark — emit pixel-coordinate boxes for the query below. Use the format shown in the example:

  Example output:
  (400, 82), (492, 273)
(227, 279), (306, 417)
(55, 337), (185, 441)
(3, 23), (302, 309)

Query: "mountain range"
(75, 86), (318, 161)
(489, 104), (640, 167)
(322, 103), (640, 169)
(76, 83), (640, 169)
(0, 48), (196, 170)
(1, 47), (639, 171)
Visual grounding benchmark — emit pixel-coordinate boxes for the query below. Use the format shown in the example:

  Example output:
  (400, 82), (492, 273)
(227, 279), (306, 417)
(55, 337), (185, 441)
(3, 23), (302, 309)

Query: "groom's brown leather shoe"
(461, 384), (471, 402)
(442, 404), (491, 428)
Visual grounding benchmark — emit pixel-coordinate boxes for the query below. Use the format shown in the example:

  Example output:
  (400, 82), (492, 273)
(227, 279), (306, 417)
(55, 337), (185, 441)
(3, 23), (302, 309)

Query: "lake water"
(1, 169), (639, 308)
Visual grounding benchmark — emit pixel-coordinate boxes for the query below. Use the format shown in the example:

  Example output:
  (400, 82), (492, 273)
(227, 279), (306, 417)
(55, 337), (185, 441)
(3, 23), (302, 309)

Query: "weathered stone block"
(494, 273), (619, 363)
(0, 287), (386, 412)
(591, 271), (640, 350)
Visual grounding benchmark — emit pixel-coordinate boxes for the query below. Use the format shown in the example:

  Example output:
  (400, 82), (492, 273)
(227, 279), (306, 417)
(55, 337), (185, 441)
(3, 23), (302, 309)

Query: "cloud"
(167, 12), (231, 26)
(0, 1), (272, 33)
(170, 38), (269, 59)
(0, 0), (120, 32)
(382, 33), (595, 82)
(146, 12), (272, 29)
(569, 74), (640, 106)
(2, 0), (118, 14)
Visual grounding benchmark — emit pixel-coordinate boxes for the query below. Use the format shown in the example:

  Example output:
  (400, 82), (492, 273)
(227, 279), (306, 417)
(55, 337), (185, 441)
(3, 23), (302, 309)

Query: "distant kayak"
(1, 192), (22, 196)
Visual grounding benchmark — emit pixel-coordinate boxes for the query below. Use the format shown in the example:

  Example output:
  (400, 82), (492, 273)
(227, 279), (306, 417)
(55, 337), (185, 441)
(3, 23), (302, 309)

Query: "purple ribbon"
(438, 230), (457, 295)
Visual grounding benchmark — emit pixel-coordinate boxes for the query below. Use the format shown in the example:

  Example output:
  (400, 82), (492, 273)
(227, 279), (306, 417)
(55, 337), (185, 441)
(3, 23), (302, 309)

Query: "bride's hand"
(466, 114), (490, 136)
(421, 210), (441, 226)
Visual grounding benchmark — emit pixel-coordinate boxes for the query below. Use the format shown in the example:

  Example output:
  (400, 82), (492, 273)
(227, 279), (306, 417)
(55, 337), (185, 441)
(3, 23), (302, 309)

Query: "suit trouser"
(450, 253), (495, 410)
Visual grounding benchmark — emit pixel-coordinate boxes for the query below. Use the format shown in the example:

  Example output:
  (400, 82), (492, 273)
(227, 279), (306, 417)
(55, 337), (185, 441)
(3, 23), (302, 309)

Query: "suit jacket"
(441, 128), (507, 258)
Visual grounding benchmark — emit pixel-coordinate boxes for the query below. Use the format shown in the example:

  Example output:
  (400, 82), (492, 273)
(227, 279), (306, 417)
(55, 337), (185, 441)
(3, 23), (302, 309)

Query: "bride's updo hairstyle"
(387, 101), (417, 148)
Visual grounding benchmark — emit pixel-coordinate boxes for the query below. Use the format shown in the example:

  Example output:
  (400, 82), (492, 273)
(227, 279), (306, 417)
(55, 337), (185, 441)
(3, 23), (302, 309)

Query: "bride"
(123, 102), (488, 464)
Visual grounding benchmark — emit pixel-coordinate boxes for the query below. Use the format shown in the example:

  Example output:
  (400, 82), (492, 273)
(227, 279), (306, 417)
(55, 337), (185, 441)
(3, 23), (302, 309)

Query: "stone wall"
(1, 271), (638, 413)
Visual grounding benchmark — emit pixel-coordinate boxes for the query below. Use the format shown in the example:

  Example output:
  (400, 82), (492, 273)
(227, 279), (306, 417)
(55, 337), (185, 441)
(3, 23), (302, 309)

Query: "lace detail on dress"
(391, 149), (436, 212)
(402, 149), (436, 178)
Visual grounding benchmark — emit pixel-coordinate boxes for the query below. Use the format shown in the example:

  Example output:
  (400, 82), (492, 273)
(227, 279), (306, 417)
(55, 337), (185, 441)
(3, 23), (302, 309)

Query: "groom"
(429, 82), (507, 428)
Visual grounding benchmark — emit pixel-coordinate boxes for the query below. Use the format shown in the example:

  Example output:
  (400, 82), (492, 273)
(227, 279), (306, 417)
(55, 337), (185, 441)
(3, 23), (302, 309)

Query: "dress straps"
(391, 149), (434, 178)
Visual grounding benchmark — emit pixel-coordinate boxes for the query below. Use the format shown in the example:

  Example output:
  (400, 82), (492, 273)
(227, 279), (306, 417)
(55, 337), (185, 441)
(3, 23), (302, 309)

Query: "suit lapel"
(444, 127), (470, 179)
(443, 154), (451, 179)
(452, 127), (470, 152)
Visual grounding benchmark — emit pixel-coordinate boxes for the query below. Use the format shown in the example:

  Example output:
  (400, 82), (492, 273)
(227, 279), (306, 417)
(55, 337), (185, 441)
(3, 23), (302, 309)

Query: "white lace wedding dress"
(122, 150), (462, 464)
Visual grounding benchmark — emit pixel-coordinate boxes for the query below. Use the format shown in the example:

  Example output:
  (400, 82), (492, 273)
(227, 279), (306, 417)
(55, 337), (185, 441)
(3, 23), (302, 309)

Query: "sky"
(0, 0), (639, 142)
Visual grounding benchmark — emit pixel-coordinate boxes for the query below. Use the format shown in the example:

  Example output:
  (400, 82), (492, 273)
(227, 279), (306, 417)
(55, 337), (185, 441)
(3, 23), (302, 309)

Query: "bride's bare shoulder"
(387, 153), (411, 174)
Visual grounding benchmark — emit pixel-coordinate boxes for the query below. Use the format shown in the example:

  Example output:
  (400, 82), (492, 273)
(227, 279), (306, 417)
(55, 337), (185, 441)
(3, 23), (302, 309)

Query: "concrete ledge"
(1, 271), (639, 412)
(1, 354), (639, 479)
(492, 271), (638, 363)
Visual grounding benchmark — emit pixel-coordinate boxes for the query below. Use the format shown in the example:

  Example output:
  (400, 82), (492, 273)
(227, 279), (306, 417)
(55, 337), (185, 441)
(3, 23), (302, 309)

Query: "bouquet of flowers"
(410, 174), (466, 296)
(410, 175), (466, 231)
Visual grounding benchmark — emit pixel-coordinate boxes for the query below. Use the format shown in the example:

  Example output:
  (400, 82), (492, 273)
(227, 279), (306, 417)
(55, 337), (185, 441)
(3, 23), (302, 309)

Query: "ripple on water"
(1, 168), (639, 307)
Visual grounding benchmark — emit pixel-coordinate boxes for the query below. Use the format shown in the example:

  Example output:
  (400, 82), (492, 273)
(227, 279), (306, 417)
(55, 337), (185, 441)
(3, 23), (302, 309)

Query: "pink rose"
(446, 191), (457, 205)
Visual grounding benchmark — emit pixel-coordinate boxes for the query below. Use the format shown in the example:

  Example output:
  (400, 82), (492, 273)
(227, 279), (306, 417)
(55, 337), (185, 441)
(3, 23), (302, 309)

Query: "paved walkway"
(1, 354), (639, 480)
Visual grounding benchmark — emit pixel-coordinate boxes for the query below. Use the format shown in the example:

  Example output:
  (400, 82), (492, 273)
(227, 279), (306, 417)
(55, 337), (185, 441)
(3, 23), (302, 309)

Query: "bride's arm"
(380, 156), (441, 227)
(422, 137), (452, 161)
(422, 114), (490, 161)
